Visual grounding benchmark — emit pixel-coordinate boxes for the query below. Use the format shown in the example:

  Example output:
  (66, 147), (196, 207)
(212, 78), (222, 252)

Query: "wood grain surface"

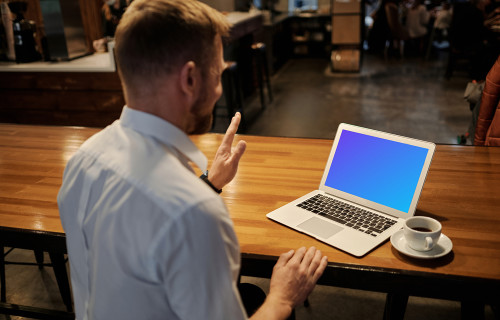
(1, 124), (499, 282)
(0, 72), (124, 127)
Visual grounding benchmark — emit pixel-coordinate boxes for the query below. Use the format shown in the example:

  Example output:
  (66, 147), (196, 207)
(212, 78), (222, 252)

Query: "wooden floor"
(1, 52), (495, 320)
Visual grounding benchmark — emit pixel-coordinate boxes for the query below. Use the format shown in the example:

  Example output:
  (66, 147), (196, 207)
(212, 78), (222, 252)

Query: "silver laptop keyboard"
(296, 194), (397, 237)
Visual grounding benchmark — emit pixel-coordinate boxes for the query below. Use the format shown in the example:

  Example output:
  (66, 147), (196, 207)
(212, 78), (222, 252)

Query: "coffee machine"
(8, 1), (41, 63)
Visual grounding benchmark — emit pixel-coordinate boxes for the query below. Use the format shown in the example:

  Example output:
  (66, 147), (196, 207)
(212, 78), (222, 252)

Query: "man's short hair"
(114, 0), (231, 88)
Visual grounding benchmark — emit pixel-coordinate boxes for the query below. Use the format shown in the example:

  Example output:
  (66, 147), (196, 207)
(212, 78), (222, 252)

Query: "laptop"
(266, 123), (436, 257)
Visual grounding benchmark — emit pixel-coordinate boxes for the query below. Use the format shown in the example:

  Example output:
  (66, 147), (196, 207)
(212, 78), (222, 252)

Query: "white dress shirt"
(58, 106), (247, 320)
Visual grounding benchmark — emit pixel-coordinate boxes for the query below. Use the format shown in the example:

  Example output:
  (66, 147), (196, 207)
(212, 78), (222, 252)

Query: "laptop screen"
(324, 129), (430, 213)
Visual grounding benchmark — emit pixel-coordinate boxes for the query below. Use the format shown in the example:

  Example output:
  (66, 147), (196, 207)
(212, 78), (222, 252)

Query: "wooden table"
(1, 124), (499, 319)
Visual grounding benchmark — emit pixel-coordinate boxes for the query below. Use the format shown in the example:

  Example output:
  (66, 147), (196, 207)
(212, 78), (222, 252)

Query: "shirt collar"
(119, 106), (208, 172)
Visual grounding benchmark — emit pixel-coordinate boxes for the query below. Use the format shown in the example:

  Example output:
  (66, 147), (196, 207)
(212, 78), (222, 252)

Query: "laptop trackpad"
(297, 217), (343, 239)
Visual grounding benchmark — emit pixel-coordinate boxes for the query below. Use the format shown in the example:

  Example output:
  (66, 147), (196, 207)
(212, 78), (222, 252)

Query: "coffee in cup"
(404, 216), (441, 251)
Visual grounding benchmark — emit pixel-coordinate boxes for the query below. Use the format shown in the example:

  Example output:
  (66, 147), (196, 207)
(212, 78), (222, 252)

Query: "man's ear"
(179, 61), (199, 104)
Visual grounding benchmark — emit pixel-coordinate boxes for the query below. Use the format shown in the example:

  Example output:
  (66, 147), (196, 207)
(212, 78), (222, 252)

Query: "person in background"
(368, 0), (391, 54)
(405, 0), (430, 55)
(432, 1), (452, 43)
(102, 0), (130, 37)
(368, 0), (409, 57)
(93, 0), (131, 52)
(58, 1), (328, 319)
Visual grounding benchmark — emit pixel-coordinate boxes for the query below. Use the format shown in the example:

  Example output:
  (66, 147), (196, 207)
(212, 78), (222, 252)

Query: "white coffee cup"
(404, 216), (442, 251)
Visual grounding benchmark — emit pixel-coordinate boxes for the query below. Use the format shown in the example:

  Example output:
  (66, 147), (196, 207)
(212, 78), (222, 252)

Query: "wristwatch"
(200, 170), (222, 194)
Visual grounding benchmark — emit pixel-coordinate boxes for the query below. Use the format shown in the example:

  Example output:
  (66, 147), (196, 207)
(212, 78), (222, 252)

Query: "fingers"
(275, 249), (295, 268)
(289, 246), (307, 265)
(220, 112), (241, 150)
(304, 249), (321, 275)
(269, 247), (328, 310)
(209, 113), (246, 189)
(226, 112), (241, 135)
(287, 247), (328, 280)
(300, 246), (317, 268)
(231, 140), (247, 163)
(308, 251), (328, 283)
(313, 256), (328, 281)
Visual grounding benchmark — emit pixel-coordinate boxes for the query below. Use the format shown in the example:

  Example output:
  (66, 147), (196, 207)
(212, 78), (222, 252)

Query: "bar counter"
(0, 124), (499, 320)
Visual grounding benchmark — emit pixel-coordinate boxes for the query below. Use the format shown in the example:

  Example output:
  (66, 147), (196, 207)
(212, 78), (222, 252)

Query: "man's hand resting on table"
(251, 247), (328, 320)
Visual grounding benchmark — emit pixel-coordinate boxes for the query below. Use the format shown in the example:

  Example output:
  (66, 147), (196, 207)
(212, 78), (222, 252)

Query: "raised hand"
(208, 112), (247, 190)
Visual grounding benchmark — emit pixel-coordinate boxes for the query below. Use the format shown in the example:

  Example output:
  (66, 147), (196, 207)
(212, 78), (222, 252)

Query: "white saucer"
(390, 229), (453, 259)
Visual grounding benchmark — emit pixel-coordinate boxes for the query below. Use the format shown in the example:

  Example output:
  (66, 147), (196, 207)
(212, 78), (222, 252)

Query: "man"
(57, 1), (328, 319)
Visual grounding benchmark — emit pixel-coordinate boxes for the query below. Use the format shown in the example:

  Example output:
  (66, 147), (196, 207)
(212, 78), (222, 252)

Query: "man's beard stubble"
(187, 111), (213, 135)
(186, 87), (214, 135)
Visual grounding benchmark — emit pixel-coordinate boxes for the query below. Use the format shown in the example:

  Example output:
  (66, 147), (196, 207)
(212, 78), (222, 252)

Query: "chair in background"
(474, 55), (500, 146)
(251, 42), (273, 110)
(1, 246), (73, 313)
(213, 61), (246, 131)
(425, 3), (452, 61)
(384, 0), (409, 59)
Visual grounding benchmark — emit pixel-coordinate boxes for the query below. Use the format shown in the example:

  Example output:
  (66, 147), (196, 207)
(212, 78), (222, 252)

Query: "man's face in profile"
(188, 35), (225, 135)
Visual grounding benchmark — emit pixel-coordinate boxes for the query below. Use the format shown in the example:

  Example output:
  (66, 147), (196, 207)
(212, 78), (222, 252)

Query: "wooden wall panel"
(0, 71), (124, 127)
(0, 109), (122, 127)
(79, 0), (103, 52)
(0, 72), (122, 90)
(0, 90), (124, 111)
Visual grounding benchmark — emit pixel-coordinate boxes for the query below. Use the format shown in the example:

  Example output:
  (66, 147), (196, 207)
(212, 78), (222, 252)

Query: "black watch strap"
(200, 171), (222, 194)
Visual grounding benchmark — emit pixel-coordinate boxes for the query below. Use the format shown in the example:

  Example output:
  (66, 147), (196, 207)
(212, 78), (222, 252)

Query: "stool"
(251, 42), (273, 110)
(1, 247), (73, 312)
(424, 26), (438, 61)
(213, 61), (246, 131)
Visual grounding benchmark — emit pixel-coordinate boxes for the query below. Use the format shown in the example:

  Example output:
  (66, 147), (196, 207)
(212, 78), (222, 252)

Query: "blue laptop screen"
(324, 130), (429, 213)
